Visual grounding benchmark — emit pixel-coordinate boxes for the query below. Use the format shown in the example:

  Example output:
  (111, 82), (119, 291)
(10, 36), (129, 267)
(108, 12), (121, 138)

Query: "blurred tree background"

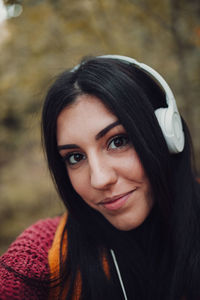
(0, 0), (199, 254)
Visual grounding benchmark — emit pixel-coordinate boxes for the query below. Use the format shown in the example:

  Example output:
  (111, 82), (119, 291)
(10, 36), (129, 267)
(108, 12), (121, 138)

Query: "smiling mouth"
(100, 190), (135, 211)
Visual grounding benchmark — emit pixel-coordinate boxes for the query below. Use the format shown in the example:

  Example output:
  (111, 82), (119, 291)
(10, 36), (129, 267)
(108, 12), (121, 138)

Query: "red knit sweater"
(0, 216), (61, 299)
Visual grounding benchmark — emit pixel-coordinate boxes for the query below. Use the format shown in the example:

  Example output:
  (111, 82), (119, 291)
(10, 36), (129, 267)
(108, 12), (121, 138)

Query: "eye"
(108, 135), (129, 150)
(63, 152), (86, 165)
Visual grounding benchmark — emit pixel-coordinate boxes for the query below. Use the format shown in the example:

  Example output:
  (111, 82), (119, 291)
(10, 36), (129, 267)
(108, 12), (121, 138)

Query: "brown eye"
(108, 135), (129, 150)
(64, 152), (86, 165)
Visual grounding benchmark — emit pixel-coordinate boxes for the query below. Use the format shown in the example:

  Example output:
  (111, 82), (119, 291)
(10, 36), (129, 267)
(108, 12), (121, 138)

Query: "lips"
(100, 190), (135, 211)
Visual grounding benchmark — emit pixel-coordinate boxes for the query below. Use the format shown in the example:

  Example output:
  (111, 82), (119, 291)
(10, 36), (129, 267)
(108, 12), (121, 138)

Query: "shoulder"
(0, 216), (62, 300)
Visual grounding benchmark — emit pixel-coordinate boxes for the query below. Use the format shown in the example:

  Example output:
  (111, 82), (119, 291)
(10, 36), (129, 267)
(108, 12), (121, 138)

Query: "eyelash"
(62, 134), (129, 166)
(107, 134), (129, 150)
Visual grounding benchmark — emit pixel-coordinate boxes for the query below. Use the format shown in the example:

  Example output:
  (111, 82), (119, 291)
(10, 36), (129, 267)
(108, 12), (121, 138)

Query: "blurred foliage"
(0, 0), (199, 254)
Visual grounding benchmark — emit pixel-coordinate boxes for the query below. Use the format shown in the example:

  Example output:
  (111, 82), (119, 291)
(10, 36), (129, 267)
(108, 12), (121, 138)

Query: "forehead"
(56, 94), (118, 144)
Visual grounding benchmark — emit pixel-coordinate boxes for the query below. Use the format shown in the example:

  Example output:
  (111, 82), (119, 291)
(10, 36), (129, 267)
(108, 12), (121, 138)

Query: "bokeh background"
(0, 0), (200, 254)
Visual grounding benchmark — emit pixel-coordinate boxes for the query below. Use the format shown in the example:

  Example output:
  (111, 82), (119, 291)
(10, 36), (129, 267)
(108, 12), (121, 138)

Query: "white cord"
(110, 249), (128, 300)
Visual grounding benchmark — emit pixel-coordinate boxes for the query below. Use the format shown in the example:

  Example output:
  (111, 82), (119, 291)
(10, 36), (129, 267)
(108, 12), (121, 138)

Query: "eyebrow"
(95, 120), (120, 140)
(57, 120), (121, 151)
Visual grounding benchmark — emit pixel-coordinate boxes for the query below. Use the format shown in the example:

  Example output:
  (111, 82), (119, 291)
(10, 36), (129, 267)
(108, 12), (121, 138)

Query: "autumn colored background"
(0, 0), (199, 254)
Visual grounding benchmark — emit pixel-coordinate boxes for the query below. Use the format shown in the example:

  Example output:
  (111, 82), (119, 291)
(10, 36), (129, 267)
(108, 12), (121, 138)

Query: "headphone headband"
(98, 55), (176, 112)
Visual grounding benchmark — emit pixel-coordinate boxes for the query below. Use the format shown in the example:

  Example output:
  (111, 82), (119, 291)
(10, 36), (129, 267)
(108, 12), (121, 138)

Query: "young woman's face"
(57, 94), (154, 231)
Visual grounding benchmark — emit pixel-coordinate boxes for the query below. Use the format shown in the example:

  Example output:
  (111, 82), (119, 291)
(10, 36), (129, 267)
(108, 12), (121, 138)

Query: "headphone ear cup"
(155, 108), (184, 153)
(167, 110), (185, 153)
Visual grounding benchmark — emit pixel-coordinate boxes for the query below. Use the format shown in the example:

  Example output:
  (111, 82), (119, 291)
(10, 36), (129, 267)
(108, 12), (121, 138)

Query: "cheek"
(68, 170), (90, 201)
(120, 150), (146, 182)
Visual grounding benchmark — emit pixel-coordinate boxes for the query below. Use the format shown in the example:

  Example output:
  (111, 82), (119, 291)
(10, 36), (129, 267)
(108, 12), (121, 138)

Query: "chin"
(106, 213), (151, 231)
(107, 219), (141, 231)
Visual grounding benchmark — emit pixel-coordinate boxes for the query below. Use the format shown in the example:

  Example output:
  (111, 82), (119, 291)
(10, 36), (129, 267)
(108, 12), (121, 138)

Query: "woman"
(0, 55), (200, 300)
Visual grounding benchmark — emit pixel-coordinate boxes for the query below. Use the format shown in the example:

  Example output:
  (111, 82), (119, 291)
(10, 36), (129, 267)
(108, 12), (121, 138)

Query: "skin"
(57, 94), (154, 231)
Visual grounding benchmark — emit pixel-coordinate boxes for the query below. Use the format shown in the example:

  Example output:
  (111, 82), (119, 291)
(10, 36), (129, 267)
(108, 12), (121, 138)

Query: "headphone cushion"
(155, 108), (184, 153)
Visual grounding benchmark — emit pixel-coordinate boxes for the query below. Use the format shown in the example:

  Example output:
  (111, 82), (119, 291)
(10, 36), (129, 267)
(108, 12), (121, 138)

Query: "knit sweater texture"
(0, 216), (61, 299)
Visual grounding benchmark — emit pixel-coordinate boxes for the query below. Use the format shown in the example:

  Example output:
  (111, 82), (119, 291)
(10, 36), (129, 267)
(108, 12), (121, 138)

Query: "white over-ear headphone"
(72, 55), (185, 153)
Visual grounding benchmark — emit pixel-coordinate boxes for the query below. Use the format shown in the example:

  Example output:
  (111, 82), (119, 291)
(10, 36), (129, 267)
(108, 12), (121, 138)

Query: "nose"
(89, 154), (117, 190)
